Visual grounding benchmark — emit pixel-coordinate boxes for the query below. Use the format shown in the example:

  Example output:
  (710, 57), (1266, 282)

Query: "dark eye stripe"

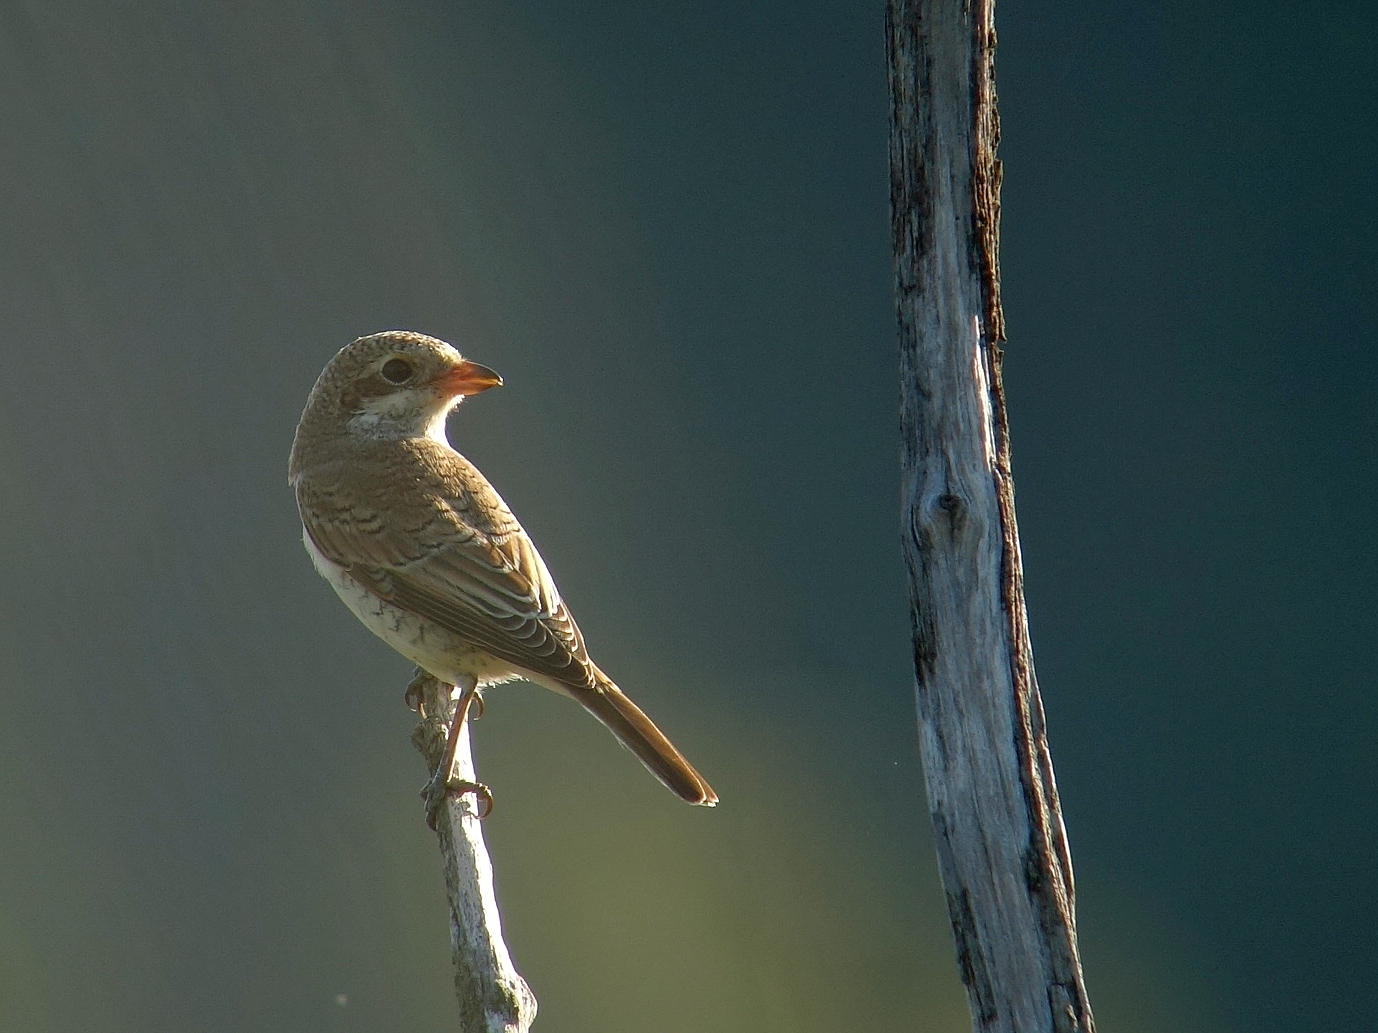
(380, 358), (413, 384)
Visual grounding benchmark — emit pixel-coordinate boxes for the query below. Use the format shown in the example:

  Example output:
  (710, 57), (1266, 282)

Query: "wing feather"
(295, 441), (594, 688)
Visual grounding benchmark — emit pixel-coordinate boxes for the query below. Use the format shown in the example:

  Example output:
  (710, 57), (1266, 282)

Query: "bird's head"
(289, 330), (502, 479)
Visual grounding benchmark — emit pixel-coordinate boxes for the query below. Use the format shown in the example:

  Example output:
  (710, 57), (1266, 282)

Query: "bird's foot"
(423, 773), (494, 830)
(404, 668), (432, 716)
(405, 672), (485, 722)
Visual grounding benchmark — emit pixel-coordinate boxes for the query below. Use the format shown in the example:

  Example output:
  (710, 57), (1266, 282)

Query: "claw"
(404, 668), (431, 716)
(424, 776), (494, 830)
(463, 780), (495, 819)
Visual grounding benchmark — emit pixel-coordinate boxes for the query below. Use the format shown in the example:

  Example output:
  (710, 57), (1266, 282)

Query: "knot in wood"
(938, 491), (966, 526)
(908, 489), (975, 552)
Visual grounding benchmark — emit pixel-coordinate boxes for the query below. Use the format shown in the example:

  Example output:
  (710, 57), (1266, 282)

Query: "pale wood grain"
(887, 1), (1097, 1030)
(411, 673), (537, 1033)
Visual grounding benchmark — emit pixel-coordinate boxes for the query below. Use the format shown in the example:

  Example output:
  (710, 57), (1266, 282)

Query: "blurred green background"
(0, 2), (1372, 1031)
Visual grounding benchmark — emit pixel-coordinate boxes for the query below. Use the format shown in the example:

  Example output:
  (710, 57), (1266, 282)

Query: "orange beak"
(434, 359), (503, 397)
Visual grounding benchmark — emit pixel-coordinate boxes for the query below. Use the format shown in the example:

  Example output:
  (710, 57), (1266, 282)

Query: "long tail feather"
(567, 675), (718, 806)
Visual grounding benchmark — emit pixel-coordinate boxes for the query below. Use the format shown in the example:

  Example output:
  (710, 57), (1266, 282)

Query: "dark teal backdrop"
(0, 3), (1371, 1031)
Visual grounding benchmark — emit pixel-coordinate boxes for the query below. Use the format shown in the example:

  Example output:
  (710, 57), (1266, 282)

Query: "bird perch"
(410, 672), (537, 1033)
(887, 1), (1097, 1031)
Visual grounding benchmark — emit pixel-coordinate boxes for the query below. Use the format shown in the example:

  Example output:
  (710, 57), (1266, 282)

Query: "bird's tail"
(569, 672), (718, 806)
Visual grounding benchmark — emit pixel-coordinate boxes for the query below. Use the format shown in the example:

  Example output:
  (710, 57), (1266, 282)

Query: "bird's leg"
(424, 680), (493, 830)
(438, 681), (479, 787)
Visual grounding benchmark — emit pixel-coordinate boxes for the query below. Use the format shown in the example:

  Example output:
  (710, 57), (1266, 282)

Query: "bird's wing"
(296, 442), (595, 688)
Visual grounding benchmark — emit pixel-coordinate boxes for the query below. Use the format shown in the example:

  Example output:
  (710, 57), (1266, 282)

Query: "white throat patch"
(346, 390), (457, 445)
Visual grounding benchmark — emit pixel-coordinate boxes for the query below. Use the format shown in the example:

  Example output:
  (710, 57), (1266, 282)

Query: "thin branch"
(410, 673), (537, 1033)
(887, 1), (1096, 1031)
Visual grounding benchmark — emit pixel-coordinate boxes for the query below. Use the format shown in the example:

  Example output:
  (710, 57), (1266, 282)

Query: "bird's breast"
(301, 527), (521, 688)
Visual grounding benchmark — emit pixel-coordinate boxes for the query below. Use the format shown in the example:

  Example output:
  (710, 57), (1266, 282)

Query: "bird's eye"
(380, 358), (413, 384)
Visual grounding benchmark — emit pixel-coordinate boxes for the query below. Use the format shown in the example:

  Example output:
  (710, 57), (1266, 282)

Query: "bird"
(288, 330), (718, 818)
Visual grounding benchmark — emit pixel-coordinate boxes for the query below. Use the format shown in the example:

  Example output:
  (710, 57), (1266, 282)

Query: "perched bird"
(288, 330), (718, 814)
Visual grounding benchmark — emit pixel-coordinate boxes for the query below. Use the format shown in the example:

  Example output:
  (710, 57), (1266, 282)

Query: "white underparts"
(302, 527), (520, 687)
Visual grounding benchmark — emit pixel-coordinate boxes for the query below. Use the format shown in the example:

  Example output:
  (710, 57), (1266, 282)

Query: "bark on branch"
(886, 1), (1097, 1031)
(410, 673), (537, 1033)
